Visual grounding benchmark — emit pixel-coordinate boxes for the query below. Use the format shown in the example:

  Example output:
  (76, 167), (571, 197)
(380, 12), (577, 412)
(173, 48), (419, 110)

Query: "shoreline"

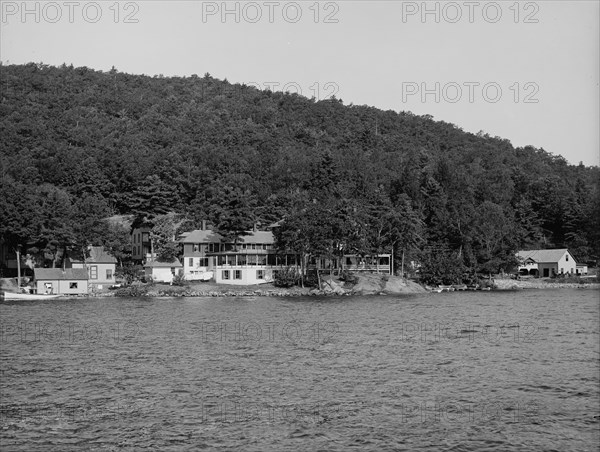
(4, 278), (598, 300)
(85, 281), (599, 298)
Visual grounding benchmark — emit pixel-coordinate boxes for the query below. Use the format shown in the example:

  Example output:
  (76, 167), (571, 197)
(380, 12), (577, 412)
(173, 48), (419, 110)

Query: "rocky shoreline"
(493, 279), (600, 290)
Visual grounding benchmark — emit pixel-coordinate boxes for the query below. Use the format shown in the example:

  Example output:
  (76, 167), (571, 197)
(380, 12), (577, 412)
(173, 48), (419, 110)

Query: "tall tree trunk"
(15, 248), (21, 289)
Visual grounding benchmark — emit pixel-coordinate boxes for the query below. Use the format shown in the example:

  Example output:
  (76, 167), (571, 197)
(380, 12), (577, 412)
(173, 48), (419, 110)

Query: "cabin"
(68, 246), (117, 290)
(34, 268), (89, 295)
(516, 249), (577, 277)
(144, 258), (182, 283)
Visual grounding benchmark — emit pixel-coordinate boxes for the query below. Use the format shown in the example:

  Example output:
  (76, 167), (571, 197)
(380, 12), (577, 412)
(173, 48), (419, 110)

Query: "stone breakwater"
(155, 289), (310, 297)
(494, 279), (600, 290)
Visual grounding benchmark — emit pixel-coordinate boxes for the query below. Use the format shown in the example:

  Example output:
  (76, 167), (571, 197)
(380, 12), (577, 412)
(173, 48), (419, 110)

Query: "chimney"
(201, 220), (207, 230)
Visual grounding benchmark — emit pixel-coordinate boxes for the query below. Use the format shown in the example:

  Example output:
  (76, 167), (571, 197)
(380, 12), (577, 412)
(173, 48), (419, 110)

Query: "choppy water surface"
(1, 290), (599, 451)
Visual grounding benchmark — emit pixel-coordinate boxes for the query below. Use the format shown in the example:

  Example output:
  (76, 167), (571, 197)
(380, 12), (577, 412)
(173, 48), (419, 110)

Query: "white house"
(144, 258), (182, 283)
(180, 229), (287, 285)
(517, 249), (577, 277)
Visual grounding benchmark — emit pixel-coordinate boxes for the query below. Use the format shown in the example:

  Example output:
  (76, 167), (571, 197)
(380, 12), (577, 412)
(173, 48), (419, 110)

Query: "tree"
(102, 221), (132, 267)
(149, 213), (181, 262)
(207, 183), (256, 249)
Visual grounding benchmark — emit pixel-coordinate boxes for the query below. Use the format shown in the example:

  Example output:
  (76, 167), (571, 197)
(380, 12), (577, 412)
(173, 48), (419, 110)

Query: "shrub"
(339, 270), (357, 284)
(116, 264), (144, 284)
(172, 273), (186, 286)
(303, 271), (320, 288)
(274, 267), (299, 288)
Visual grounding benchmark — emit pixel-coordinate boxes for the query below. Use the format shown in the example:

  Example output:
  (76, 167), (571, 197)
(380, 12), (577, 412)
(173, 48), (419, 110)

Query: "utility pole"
(401, 249), (405, 280)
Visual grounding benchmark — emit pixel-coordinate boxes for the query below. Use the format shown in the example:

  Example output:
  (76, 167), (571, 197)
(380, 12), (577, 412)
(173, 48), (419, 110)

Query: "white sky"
(1, 0), (599, 166)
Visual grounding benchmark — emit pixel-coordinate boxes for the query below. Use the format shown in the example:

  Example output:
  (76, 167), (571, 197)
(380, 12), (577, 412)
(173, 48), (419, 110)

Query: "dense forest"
(1, 63), (598, 282)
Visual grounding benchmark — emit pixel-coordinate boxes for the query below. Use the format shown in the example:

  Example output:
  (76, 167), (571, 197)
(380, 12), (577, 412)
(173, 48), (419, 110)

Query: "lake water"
(1, 290), (599, 451)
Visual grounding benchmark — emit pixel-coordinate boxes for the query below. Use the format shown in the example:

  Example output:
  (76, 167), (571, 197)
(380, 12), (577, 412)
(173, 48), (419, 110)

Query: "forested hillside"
(1, 63), (598, 276)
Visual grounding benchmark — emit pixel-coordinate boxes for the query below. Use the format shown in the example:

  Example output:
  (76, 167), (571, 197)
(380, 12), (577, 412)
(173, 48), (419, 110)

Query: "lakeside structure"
(144, 258), (183, 284)
(179, 226), (392, 286)
(517, 249), (580, 277)
(34, 268), (89, 295)
(131, 225), (153, 262)
(67, 246), (117, 291)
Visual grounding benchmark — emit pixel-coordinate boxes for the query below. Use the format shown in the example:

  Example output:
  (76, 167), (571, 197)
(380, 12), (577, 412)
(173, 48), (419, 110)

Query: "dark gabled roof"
(517, 249), (573, 263)
(34, 268), (89, 280)
(71, 246), (117, 264)
(180, 229), (274, 244)
(144, 258), (182, 268)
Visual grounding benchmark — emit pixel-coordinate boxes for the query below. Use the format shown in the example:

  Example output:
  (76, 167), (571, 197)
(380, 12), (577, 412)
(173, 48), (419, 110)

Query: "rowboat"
(1, 291), (61, 301)
(438, 285), (455, 292)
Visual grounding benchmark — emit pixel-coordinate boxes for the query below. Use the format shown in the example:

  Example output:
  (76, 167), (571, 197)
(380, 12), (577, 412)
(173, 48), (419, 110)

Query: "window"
(193, 244), (199, 252)
(251, 244), (256, 250)
(189, 258), (194, 267)
(257, 270), (264, 279)
(257, 255), (266, 265)
(566, 255), (569, 261)
(222, 270), (230, 280)
(90, 265), (98, 279)
(248, 255), (257, 266)
(234, 270), (242, 279)
(106, 269), (113, 279)
(69, 282), (78, 289)
(346, 257), (352, 265)
(171, 267), (176, 275)
(199, 257), (209, 267)
(238, 254), (247, 265)
(262, 244), (268, 250)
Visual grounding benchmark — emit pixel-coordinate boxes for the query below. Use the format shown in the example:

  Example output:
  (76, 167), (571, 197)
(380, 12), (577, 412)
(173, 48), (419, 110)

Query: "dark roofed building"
(68, 246), (117, 290)
(34, 268), (89, 295)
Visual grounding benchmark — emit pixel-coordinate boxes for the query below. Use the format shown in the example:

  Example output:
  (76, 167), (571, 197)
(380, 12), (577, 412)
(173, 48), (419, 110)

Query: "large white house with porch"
(517, 249), (577, 277)
(180, 229), (289, 285)
(180, 227), (392, 286)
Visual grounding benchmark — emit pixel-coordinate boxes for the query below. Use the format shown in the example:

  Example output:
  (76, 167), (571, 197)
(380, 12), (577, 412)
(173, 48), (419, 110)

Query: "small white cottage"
(144, 258), (182, 283)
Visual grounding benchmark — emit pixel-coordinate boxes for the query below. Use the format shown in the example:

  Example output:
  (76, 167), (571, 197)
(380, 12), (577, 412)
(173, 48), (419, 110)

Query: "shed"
(144, 259), (182, 283)
(34, 268), (89, 295)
